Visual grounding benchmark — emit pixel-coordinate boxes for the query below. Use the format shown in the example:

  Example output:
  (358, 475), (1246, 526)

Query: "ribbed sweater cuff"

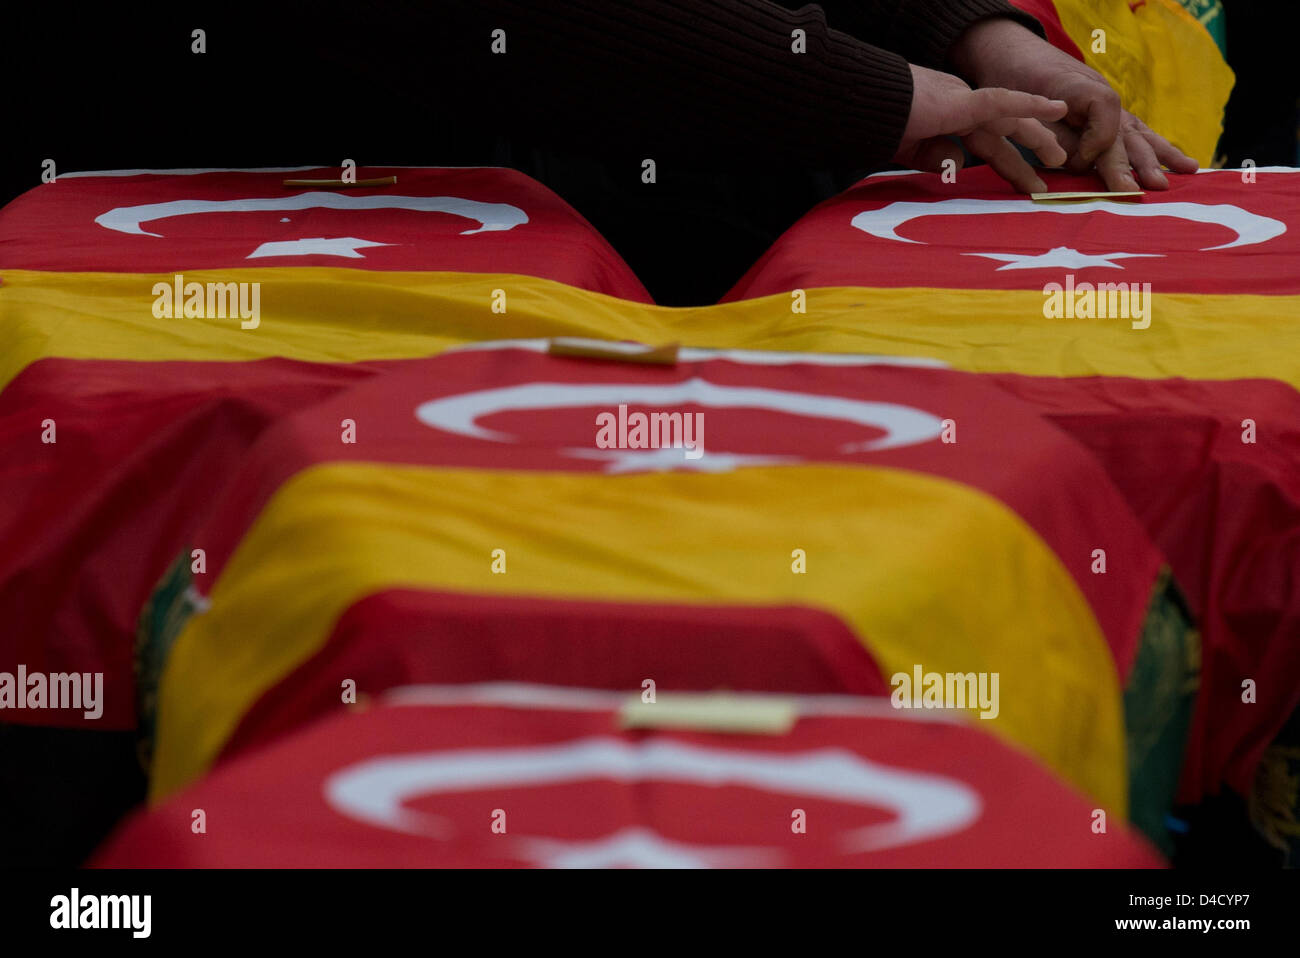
(812, 30), (915, 168)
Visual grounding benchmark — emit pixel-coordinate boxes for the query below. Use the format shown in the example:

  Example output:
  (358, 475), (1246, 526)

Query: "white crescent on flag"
(323, 737), (982, 867)
(849, 197), (1288, 271)
(93, 191), (530, 258)
(414, 378), (947, 473)
(850, 198), (1286, 251)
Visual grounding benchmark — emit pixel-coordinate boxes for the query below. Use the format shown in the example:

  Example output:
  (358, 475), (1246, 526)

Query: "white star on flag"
(246, 236), (393, 259)
(962, 246), (1163, 271)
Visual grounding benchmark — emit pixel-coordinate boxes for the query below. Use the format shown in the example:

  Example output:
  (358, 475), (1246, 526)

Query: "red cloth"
(0, 167), (651, 301)
(721, 166), (1300, 800)
(167, 345), (1162, 765)
(96, 689), (1164, 868)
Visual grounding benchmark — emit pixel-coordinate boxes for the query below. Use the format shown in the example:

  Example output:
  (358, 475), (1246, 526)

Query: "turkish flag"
(726, 168), (1300, 298)
(0, 166), (651, 301)
(724, 166), (1300, 803)
(96, 688), (1164, 868)
(144, 343), (1177, 825)
(0, 166), (651, 732)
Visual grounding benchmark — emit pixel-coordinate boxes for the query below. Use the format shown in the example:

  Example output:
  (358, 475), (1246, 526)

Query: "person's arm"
(313, 0), (1058, 180)
(304, 0), (912, 168)
(948, 16), (1198, 189)
(797, 0), (1046, 72)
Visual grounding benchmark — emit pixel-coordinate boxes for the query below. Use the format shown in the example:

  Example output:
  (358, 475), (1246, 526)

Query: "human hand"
(896, 63), (1068, 193)
(948, 17), (1198, 190)
(1043, 109), (1198, 191)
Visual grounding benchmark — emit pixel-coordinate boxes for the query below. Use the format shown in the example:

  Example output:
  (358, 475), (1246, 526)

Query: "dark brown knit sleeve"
(806, 0), (1047, 71)
(313, 0), (918, 169)
(471, 0), (920, 169)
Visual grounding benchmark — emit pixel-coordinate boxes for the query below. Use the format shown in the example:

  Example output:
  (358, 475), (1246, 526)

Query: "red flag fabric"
(0, 167), (651, 730)
(95, 685), (1164, 868)
(722, 165), (1300, 802)
(984, 372), (1300, 800)
(0, 166), (651, 300)
(0, 357), (389, 728)
(141, 342), (1191, 833)
(725, 168), (1300, 299)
